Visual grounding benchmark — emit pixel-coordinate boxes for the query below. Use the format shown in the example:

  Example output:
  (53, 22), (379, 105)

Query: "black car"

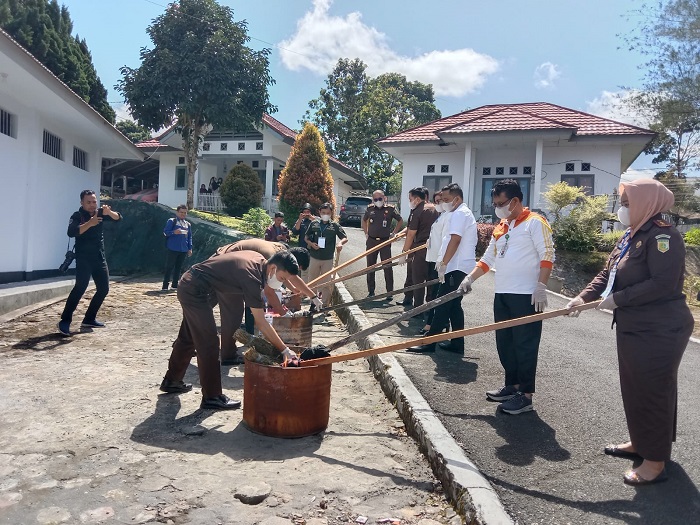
(339, 196), (372, 226)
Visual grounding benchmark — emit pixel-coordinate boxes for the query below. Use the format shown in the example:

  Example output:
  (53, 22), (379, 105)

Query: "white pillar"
(265, 159), (274, 211)
(534, 139), (543, 210)
(462, 142), (473, 209)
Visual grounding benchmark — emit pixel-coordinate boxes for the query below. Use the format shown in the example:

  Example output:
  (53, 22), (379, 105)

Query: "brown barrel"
(271, 315), (313, 348)
(243, 359), (332, 438)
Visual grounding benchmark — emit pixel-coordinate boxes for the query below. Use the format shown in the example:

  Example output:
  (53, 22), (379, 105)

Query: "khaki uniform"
(401, 202), (439, 307)
(363, 204), (402, 295)
(579, 215), (694, 461)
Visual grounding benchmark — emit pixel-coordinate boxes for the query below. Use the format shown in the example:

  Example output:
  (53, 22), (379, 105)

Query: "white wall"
(157, 153), (185, 209)
(399, 151), (466, 217)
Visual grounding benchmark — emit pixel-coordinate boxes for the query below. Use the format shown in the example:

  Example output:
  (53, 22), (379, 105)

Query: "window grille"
(482, 167), (491, 175)
(509, 167), (518, 175)
(0, 108), (15, 138)
(73, 147), (88, 171)
(43, 130), (62, 160)
(441, 164), (449, 173)
(427, 165), (435, 173)
(496, 167), (504, 175)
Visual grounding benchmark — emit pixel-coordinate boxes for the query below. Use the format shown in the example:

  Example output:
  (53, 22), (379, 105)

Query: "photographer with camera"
(57, 190), (122, 336)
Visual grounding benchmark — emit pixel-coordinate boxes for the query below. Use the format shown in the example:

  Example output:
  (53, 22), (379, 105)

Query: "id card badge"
(317, 237), (326, 249)
(498, 243), (508, 258)
(382, 220), (387, 228)
(601, 267), (616, 299)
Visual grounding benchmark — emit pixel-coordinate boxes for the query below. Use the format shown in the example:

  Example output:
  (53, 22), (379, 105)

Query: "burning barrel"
(243, 358), (332, 438)
(270, 314), (313, 348)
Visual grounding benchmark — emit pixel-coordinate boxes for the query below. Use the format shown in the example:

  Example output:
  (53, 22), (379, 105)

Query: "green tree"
(116, 120), (151, 144)
(304, 59), (440, 193)
(116, 0), (275, 209)
(0, 0), (115, 122)
(219, 164), (264, 217)
(655, 171), (700, 224)
(277, 123), (335, 218)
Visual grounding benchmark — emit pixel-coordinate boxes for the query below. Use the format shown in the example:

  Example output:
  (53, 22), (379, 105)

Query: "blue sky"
(62, 0), (656, 174)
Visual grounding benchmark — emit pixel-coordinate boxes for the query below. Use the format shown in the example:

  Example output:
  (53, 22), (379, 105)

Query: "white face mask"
(443, 199), (457, 212)
(617, 206), (631, 227)
(409, 199), (417, 210)
(320, 214), (331, 222)
(494, 199), (513, 220)
(374, 199), (384, 208)
(439, 202), (451, 213)
(267, 271), (283, 290)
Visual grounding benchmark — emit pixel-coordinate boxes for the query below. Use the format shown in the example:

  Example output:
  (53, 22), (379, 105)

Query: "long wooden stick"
(307, 231), (406, 287)
(317, 278), (440, 314)
(301, 301), (602, 367)
(313, 243), (427, 290)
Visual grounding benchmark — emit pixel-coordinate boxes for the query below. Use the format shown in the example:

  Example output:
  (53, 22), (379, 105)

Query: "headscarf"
(619, 178), (674, 237)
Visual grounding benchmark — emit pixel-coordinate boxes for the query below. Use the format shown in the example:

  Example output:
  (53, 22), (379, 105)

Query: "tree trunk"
(181, 121), (201, 210)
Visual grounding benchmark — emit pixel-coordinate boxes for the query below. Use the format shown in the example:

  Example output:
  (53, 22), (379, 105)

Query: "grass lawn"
(189, 209), (245, 230)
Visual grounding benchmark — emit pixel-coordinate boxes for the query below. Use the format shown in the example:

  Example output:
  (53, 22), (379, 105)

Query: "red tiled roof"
(262, 114), (297, 141)
(377, 102), (654, 144)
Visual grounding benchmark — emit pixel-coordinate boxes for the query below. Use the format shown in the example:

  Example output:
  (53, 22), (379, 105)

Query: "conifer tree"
(277, 123), (336, 218)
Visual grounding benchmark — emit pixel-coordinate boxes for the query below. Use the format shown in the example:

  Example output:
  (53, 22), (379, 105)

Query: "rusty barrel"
(243, 359), (332, 438)
(270, 314), (313, 348)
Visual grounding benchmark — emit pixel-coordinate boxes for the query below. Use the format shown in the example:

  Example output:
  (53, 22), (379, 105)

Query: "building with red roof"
(377, 102), (655, 218)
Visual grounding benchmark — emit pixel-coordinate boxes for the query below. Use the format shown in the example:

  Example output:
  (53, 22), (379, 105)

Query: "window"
(581, 162), (591, 172)
(220, 143), (228, 151)
(256, 142), (264, 150)
(202, 142), (210, 151)
(441, 164), (449, 173)
(561, 174), (594, 195)
(523, 166), (532, 175)
(426, 164), (435, 173)
(178, 156), (185, 164)
(175, 166), (188, 190)
(42, 130), (62, 160)
(482, 167), (491, 176)
(73, 147), (88, 171)
(204, 129), (263, 141)
(481, 177), (531, 218)
(423, 175), (452, 196)
(495, 167), (504, 175)
(509, 167), (518, 175)
(238, 142), (245, 151)
(565, 163), (575, 172)
(1, 108), (15, 138)
(252, 160), (259, 168)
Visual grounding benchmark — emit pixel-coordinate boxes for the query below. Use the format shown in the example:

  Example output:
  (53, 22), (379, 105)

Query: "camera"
(58, 250), (76, 273)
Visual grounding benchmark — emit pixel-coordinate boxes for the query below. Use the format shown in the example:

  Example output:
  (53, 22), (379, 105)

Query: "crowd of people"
(56, 177), (693, 486)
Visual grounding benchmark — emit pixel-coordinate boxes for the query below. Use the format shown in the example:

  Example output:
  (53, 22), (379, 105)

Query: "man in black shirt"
(58, 190), (122, 335)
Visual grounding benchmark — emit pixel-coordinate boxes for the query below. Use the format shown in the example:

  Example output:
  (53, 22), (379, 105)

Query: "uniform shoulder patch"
(655, 234), (670, 253)
(653, 219), (671, 227)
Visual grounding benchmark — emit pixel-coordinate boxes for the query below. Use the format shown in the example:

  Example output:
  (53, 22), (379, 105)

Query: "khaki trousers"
(308, 257), (334, 306)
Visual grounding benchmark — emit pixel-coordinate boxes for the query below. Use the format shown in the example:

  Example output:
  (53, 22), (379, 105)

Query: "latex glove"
(531, 282), (548, 312)
(597, 294), (618, 311)
(282, 310), (294, 318)
(459, 275), (474, 294)
(365, 232), (369, 240)
(396, 254), (407, 265)
(292, 310), (307, 318)
(436, 261), (446, 283)
(311, 296), (323, 310)
(281, 347), (297, 360)
(565, 296), (585, 317)
(389, 232), (396, 239)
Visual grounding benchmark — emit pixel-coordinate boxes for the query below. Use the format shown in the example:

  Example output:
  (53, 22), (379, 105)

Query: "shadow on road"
(10, 333), (75, 352)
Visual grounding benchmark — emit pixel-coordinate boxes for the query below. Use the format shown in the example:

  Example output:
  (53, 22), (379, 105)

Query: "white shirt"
(437, 203), (477, 274)
(426, 211), (451, 262)
(478, 209), (555, 294)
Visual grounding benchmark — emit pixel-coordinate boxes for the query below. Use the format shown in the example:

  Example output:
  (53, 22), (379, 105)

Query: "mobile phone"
(97, 208), (104, 217)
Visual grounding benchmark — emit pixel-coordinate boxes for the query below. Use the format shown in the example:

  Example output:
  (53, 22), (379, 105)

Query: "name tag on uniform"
(318, 237), (326, 249)
(382, 220), (387, 227)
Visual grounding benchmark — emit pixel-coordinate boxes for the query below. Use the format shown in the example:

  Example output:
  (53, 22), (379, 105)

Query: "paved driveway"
(338, 226), (700, 524)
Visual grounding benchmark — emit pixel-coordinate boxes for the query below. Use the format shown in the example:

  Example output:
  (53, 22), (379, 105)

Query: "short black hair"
(80, 189), (96, 200)
(319, 202), (333, 210)
(491, 179), (523, 202)
(409, 187), (426, 200)
(267, 251), (299, 276)
(441, 182), (463, 199)
(288, 247), (310, 271)
(176, 204), (188, 211)
(422, 187), (430, 201)
(274, 211), (284, 218)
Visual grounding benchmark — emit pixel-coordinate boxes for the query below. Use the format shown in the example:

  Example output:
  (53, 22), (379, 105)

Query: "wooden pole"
(307, 231), (406, 287)
(317, 278), (440, 314)
(301, 301), (601, 367)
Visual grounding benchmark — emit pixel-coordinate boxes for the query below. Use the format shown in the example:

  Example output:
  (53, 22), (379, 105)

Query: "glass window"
(561, 174), (594, 195)
(481, 177), (531, 218)
(42, 130), (62, 160)
(423, 175), (452, 196)
(175, 166), (187, 190)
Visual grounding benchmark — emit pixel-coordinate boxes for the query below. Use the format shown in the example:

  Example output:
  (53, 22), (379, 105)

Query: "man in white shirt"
(407, 183), (477, 355)
(459, 179), (555, 414)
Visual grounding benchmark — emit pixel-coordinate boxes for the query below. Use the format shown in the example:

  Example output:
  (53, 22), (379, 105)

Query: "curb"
(332, 282), (514, 525)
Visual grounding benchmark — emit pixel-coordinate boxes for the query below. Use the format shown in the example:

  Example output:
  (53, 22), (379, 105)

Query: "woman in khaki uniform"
(567, 179), (694, 485)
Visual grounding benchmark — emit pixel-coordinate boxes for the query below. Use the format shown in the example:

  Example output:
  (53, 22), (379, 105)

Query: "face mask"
(617, 206), (631, 227)
(494, 199), (513, 220)
(443, 199), (457, 212)
(409, 200), (417, 211)
(267, 271), (283, 290)
(320, 214), (331, 222)
(374, 199), (384, 208)
(439, 202), (450, 213)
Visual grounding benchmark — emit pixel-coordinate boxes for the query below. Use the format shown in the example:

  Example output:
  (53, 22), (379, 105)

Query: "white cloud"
(112, 103), (133, 123)
(277, 0), (499, 97)
(621, 168), (657, 180)
(533, 62), (560, 89)
(585, 90), (650, 127)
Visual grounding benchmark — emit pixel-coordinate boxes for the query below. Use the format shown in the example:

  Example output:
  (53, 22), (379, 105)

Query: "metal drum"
(243, 359), (332, 438)
(271, 315), (313, 348)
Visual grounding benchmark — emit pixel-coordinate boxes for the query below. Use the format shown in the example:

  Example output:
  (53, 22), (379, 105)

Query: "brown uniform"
(401, 202), (439, 307)
(579, 215), (694, 461)
(363, 204), (402, 295)
(165, 251), (267, 399)
(212, 239), (287, 361)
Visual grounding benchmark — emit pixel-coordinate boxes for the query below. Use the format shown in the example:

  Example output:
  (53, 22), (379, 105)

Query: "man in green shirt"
(305, 202), (348, 307)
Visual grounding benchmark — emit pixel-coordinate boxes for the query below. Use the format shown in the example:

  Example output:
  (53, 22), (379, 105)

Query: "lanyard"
(601, 229), (631, 299)
(319, 222), (329, 237)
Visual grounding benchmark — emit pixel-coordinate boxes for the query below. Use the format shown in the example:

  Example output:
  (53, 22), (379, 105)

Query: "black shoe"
(200, 394), (241, 410)
(160, 378), (193, 394)
(385, 295), (393, 301)
(81, 319), (105, 328)
(406, 343), (436, 353)
(161, 284), (169, 291)
(57, 320), (71, 336)
(418, 328), (429, 336)
(604, 445), (642, 459)
(438, 341), (464, 354)
(171, 283), (178, 289)
(396, 299), (412, 306)
(366, 292), (375, 298)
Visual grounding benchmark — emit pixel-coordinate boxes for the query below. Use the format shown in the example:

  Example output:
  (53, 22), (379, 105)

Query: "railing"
(197, 193), (223, 213)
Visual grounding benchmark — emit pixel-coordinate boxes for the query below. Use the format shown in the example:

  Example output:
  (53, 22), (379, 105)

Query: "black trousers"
(494, 293), (542, 393)
(163, 250), (187, 287)
(61, 253), (110, 324)
(426, 270), (466, 348)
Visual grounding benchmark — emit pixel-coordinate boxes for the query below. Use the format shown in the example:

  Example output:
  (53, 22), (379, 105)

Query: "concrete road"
(337, 225), (700, 525)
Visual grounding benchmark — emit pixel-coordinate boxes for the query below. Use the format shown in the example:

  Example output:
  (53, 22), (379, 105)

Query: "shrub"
(684, 227), (700, 246)
(220, 164), (264, 217)
(476, 223), (495, 258)
(596, 231), (624, 253)
(239, 207), (271, 238)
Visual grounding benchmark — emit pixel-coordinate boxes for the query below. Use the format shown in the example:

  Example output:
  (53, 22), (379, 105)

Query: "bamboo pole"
(317, 278), (440, 314)
(301, 301), (601, 367)
(306, 231), (406, 287)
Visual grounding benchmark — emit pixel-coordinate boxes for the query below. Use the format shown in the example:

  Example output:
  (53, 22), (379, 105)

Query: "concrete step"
(0, 277), (77, 318)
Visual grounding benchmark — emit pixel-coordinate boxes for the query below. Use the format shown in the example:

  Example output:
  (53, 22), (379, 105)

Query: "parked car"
(339, 196), (372, 226)
(123, 188), (158, 202)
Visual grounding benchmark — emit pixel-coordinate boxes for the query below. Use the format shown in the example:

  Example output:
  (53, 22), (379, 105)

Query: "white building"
(123, 114), (366, 212)
(0, 30), (143, 284)
(377, 103), (655, 219)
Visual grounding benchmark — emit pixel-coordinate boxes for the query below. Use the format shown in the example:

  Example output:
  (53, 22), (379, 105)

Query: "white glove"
(459, 275), (474, 294)
(531, 282), (548, 312)
(436, 261), (446, 283)
(282, 310), (294, 317)
(597, 294), (617, 311)
(389, 232), (396, 239)
(396, 254), (407, 265)
(281, 347), (297, 360)
(565, 296), (584, 317)
(292, 310), (307, 317)
(365, 232), (369, 240)
(311, 296), (323, 309)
